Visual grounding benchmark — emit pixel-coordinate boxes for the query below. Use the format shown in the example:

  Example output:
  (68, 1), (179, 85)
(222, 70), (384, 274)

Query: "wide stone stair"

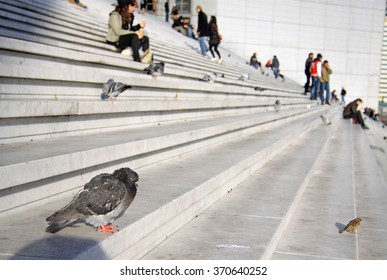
(1, 0), (385, 260)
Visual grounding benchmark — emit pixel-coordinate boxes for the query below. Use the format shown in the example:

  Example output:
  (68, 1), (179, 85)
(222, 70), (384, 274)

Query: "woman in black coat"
(208, 16), (222, 63)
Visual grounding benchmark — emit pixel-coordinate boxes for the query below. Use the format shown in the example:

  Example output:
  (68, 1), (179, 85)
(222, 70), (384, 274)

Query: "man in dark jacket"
(304, 52), (314, 95)
(196, 5), (209, 56)
(343, 98), (369, 129)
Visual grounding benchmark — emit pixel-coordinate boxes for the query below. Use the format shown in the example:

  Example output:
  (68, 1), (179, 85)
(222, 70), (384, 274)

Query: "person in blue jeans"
(196, 5), (209, 56)
(320, 60), (333, 105)
(310, 53), (323, 100)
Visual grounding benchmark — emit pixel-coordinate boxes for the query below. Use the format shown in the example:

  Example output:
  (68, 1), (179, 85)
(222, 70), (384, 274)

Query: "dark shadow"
(335, 222), (346, 233)
(9, 236), (108, 260)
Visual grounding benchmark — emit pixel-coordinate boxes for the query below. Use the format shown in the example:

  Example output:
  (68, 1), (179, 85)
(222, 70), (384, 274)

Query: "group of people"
(304, 53), (333, 105)
(138, 0), (158, 15)
(249, 53), (284, 81)
(105, 1), (374, 130)
(304, 53), (371, 129)
(169, 5), (223, 63)
(170, 5), (195, 39)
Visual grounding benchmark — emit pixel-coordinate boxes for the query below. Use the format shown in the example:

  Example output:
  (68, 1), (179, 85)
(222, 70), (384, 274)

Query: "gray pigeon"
(143, 62), (165, 79)
(320, 115), (331, 125)
(101, 79), (132, 100)
(45, 167), (139, 233)
(199, 72), (218, 83)
(274, 99), (281, 112)
(238, 73), (250, 82)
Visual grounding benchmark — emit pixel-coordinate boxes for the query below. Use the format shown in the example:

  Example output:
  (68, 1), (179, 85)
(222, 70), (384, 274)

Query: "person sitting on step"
(343, 98), (369, 129)
(106, 0), (150, 63)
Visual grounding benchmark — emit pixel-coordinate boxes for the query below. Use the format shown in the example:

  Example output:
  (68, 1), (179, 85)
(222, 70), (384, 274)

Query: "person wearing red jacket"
(310, 53), (322, 100)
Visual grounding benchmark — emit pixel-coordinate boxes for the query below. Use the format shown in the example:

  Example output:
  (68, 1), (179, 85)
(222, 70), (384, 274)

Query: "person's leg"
(344, 112), (366, 127)
(273, 67), (279, 78)
(325, 82), (330, 104)
(304, 72), (310, 94)
(311, 77), (319, 100)
(140, 36), (149, 52)
(209, 45), (215, 58)
(214, 44), (221, 59)
(320, 82), (326, 104)
(118, 34), (141, 62)
(198, 36), (206, 55)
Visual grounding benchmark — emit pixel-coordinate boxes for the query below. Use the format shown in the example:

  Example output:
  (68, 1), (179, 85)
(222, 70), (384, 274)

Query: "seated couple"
(106, 0), (152, 63)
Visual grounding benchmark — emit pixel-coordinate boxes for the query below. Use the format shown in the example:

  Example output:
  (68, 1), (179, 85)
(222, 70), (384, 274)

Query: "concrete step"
(0, 57), (309, 101)
(142, 108), (341, 260)
(0, 0), (303, 93)
(0, 106), (327, 216)
(0, 99), (315, 144)
(0, 107), (331, 260)
(363, 117), (387, 183)
(271, 119), (387, 260)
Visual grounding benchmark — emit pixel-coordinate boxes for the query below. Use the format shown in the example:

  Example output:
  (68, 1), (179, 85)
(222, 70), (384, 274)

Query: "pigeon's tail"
(45, 220), (71, 233)
(339, 228), (345, 234)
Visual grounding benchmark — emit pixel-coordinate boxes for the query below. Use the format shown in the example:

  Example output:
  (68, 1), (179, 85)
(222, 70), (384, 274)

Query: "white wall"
(190, 0), (385, 110)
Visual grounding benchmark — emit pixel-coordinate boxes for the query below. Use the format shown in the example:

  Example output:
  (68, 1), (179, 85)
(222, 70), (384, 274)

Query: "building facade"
(160, 0), (385, 111)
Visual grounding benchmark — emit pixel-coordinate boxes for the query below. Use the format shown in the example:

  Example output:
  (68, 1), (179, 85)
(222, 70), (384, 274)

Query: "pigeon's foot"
(97, 225), (119, 233)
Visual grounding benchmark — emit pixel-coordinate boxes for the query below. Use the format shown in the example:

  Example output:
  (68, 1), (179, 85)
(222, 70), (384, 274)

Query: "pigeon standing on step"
(254, 87), (265, 91)
(143, 62), (165, 79)
(45, 167), (139, 233)
(274, 99), (281, 112)
(339, 217), (362, 234)
(238, 73), (250, 82)
(320, 115), (331, 125)
(101, 79), (132, 100)
(199, 72), (218, 83)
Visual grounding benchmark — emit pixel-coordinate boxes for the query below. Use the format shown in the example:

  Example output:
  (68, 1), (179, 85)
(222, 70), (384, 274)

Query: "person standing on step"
(208, 16), (223, 64)
(341, 87), (347, 105)
(140, 0), (146, 14)
(152, 0), (158, 15)
(310, 53), (323, 100)
(343, 98), (369, 129)
(271, 55), (285, 81)
(196, 5), (209, 56)
(320, 60), (333, 105)
(106, 0), (150, 63)
(304, 52), (314, 95)
(164, 0), (169, 22)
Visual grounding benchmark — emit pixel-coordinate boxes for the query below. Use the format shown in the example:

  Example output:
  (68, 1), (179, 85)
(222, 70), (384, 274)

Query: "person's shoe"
(218, 58), (224, 64)
(210, 57), (218, 62)
(326, 102), (331, 105)
(362, 125), (370, 129)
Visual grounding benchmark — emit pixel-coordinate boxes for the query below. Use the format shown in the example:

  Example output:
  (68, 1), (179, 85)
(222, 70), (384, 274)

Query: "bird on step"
(320, 115), (331, 125)
(274, 99), (281, 112)
(238, 73), (250, 82)
(143, 62), (165, 79)
(339, 217), (362, 234)
(45, 167), (139, 233)
(199, 72), (218, 83)
(101, 79), (132, 100)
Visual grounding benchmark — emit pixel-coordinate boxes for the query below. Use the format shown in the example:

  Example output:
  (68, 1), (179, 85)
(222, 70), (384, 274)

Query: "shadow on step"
(9, 235), (107, 260)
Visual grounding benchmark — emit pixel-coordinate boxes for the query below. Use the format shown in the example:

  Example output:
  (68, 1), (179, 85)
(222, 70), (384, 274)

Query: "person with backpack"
(310, 53), (323, 100)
